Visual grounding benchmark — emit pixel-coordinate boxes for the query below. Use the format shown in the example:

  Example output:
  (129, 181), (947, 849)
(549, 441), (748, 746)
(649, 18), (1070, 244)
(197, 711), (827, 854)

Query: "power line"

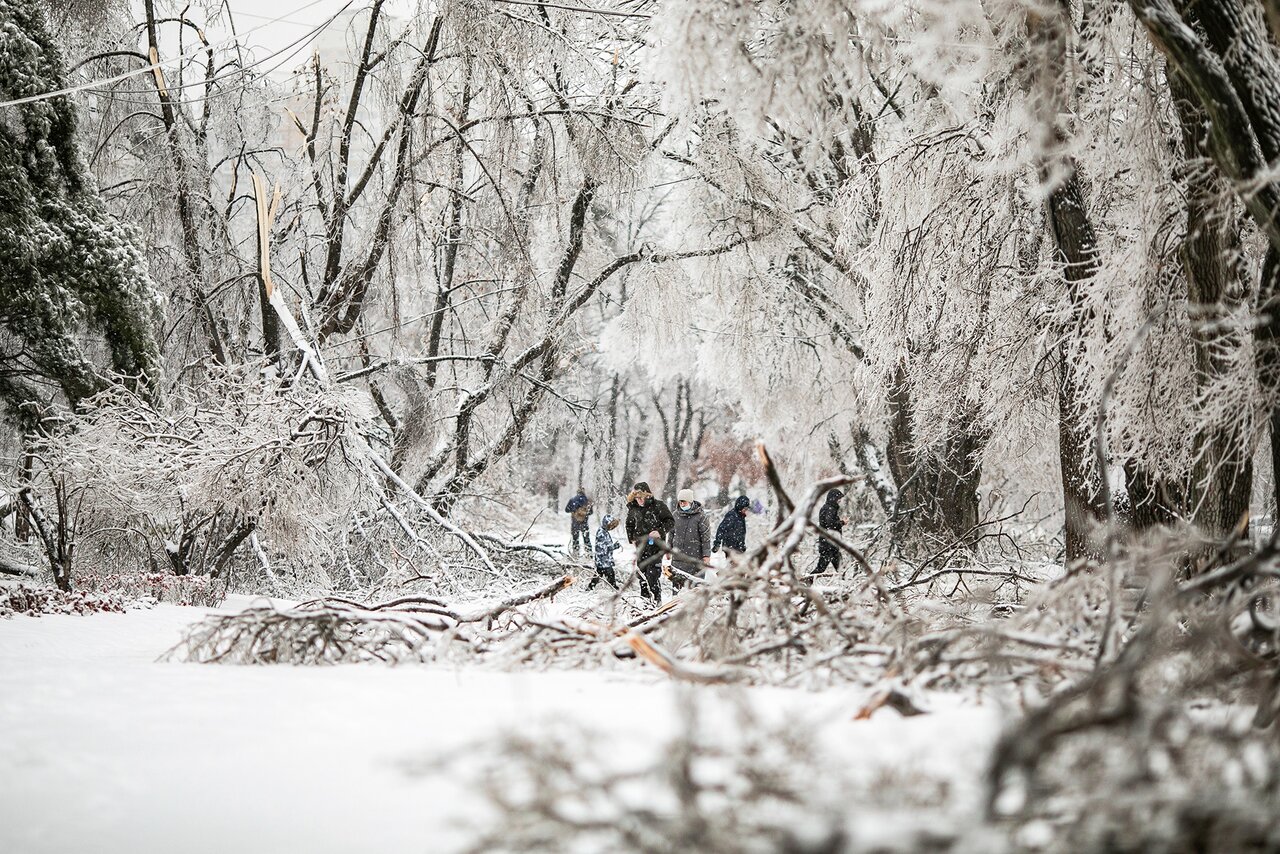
(484, 0), (652, 19)
(0, 0), (336, 109)
(96, 3), (350, 101)
(229, 10), (333, 27)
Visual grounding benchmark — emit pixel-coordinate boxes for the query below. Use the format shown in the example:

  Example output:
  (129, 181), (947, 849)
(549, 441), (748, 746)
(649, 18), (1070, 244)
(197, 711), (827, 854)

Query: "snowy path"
(0, 601), (1001, 852)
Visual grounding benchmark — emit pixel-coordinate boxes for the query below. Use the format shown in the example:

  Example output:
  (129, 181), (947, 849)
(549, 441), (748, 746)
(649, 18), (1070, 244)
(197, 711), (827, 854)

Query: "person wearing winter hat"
(624, 481), (674, 604)
(667, 487), (711, 591)
(712, 494), (752, 558)
(590, 514), (623, 589)
(564, 488), (593, 556)
(814, 487), (848, 577)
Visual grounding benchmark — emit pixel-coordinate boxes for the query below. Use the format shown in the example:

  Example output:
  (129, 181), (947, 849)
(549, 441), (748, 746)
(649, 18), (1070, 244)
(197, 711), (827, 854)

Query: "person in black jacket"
(624, 481), (674, 604)
(712, 495), (751, 558)
(564, 489), (592, 556)
(814, 488), (846, 577)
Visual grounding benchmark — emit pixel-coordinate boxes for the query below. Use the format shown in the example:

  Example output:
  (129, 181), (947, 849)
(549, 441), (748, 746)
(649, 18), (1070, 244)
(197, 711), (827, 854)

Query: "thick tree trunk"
(1260, 250), (1280, 530)
(1169, 69), (1253, 541)
(1130, 0), (1280, 525)
(1046, 167), (1107, 564)
(885, 366), (985, 553)
(1123, 459), (1181, 531)
(1028, 1), (1107, 564)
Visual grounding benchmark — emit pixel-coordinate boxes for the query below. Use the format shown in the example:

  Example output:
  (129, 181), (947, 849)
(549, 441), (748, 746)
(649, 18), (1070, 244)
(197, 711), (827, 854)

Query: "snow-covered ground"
(0, 597), (1002, 852)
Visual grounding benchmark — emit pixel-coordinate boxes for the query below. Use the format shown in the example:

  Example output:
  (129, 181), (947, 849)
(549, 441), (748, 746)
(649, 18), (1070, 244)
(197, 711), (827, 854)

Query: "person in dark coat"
(624, 481), (674, 604)
(667, 488), (711, 591)
(712, 495), (751, 558)
(589, 514), (623, 589)
(815, 488), (847, 576)
(564, 489), (592, 556)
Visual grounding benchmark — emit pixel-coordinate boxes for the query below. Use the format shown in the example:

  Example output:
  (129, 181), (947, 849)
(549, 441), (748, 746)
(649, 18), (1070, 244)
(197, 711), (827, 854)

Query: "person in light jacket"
(667, 487), (711, 591)
(590, 514), (622, 590)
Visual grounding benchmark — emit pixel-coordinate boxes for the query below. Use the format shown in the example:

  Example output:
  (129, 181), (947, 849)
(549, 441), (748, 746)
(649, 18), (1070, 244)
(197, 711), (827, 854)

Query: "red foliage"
(0, 585), (131, 618)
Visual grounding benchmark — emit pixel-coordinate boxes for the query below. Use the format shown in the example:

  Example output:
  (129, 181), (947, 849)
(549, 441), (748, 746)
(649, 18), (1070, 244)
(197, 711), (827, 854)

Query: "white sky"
(209, 1), (417, 73)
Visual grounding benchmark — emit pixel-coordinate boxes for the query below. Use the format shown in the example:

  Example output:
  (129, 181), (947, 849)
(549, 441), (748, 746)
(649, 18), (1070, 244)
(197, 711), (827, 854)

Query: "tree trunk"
(885, 365), (985, 552)
(1029, 1), (1107, 564)
(621, 420), (648, 496)
(424, 67), (473, 391)
(1129, 0), (1280, 524)
(605, 373), (621, 506)
(1169, 68), (1253, 542)
(1046, 168), (1107, 564)
(143, 0), (227, 364)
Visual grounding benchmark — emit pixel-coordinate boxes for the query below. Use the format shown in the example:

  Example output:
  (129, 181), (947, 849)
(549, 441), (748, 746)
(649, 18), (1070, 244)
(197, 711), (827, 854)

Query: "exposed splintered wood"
(10, 1), (1280, 850)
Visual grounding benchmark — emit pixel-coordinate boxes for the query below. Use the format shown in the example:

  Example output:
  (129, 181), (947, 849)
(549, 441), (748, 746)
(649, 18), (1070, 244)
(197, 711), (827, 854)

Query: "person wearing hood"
(668, 488), (711, 591)
(712, 495), (751, 558)
(815, 488), (847, 576)
(590, 514), (623, 589)
(564, 488), (593, 556)
(625, 481), (674, 603)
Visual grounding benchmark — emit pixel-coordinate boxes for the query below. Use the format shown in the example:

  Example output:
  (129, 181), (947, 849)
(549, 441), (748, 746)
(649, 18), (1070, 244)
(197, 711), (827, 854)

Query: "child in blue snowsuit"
(589, 514), (622, 589)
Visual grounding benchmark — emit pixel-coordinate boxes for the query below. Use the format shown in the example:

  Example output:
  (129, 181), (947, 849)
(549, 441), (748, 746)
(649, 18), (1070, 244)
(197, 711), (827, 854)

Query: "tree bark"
(1046, 162), (1107, 564)
(143, 0), (227, 364)
(1129, 0), (1280, 533)
(1169, 68), (1253, 541)
(885, 365), (985, 552)
(1030, 1), (1107, 564)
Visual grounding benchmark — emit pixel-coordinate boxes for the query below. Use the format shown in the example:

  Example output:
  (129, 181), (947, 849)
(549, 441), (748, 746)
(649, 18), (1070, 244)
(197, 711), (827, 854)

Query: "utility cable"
(0, 0), (338, 109)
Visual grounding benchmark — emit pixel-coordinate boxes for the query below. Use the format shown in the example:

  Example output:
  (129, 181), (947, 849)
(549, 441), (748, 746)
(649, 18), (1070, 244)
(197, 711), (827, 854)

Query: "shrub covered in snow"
(0, 583), (132, 618)
(74, 572), (222, 608)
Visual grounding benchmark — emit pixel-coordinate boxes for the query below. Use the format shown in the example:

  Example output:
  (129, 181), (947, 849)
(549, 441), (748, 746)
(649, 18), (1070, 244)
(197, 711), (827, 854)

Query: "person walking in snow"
(712, 494), (751, 559)
(667, 488), (711, 591)
(814, 487), (847, 577)
(590, 514), (623, 590)
(564, 488), (593, 556)
(625, 481), (674, 604)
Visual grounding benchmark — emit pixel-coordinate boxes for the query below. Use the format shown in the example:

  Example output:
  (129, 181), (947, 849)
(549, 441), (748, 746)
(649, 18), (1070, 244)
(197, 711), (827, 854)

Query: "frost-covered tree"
(641, 0), (1056, 554)
(1125, 0), (1280, 526)
(634, 0), (1277, 565)
(0, 0), (160, 422)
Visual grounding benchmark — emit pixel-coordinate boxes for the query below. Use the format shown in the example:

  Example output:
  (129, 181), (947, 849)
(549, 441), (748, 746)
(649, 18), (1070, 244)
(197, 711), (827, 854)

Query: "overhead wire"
(88, 3), (352, 108)
(0, 0), (336, 109)
(484, 0), (652, 18)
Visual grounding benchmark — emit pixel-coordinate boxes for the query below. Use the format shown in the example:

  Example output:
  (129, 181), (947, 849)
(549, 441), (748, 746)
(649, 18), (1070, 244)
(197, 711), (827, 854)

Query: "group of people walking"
(564, 482), (848, 605)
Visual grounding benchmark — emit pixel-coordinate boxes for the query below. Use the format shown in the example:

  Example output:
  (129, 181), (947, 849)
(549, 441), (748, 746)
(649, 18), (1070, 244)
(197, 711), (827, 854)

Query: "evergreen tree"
(0, 0), (160, 423)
